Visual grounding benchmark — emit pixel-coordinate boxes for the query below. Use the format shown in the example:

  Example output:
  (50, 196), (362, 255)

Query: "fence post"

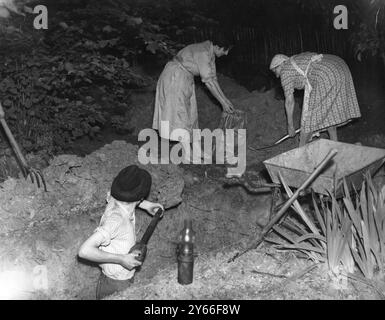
(298, 25), (303, 52)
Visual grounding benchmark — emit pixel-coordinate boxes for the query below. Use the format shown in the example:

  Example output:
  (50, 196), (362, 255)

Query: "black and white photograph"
(0, 0), (384, 304)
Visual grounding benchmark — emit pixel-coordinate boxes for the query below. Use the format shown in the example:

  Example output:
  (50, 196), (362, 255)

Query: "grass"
(0, 154), (20, 182)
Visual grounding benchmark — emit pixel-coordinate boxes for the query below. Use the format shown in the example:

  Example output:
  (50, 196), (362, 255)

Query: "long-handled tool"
(274, 128), (320, 145)
(0, 102), (47, 191)
(248, 129), (321, 152)
(129, 207), (164, 263)
(228, 148), (338, 263)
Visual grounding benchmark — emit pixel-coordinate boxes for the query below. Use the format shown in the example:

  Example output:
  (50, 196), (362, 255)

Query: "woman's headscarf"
(269, 54), (289, 70)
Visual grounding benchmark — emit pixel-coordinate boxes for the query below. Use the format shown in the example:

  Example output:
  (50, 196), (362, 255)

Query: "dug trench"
(0, 74), (278, 300)
(1, 71), (385, 300)
(0, 141), (277, 300)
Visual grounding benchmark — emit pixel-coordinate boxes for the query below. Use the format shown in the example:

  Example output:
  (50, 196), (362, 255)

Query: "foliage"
(351, 0), (385, 63)
(344, 176), (385, 279)
(0, 52), (112, 153)
(266, 174), (385, 281)
(42, 1), (182, 60)
(110, 115), (133, 134)
(0, 0), (212, 154)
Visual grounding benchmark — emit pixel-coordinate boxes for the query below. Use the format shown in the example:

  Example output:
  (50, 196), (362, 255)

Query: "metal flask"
(177, 219), (195, 285)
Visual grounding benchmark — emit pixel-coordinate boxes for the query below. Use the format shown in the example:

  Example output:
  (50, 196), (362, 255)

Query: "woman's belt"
(172, 56), (193, 76)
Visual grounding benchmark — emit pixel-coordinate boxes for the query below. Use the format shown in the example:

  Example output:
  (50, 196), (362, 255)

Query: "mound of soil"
(125, 67), (385, 171)
(125, 72), (303, 168)
(0, 140), (273, 299)
(126, 73), (253, 136)
(1, 71), (383, 300)
(0, 141), (185, 299)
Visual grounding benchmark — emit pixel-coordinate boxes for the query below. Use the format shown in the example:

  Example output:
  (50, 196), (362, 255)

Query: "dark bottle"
(177, 218), (195, 285)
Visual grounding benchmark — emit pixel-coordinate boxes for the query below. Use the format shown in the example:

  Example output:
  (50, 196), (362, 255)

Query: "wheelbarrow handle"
(263, 148), (338, 235)
(0, 102), (29, 168)
(227, 148), (338, 263)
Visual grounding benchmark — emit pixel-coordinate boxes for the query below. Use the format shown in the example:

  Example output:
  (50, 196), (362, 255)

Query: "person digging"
(78, 165), (163, 300)
(152, 38), (235, 163)
(270, 52), (361, 147)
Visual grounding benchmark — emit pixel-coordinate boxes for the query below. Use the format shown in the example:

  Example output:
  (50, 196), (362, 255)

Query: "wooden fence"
(175, 25), (351, 67)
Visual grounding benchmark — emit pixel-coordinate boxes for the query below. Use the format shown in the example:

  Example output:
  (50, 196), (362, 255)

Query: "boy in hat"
(78, 165), (164, 299)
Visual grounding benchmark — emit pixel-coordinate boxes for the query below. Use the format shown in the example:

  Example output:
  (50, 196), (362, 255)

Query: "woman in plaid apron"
(270, 52), (361, 146)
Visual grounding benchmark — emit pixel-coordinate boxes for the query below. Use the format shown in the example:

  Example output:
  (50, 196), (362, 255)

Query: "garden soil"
(0, 74), (385, 300)
(127, 73), (302, 164)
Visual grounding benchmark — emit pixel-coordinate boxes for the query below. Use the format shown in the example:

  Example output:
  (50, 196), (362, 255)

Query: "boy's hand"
(139, 200), (164, 217)
(147, 202), (164, 216)
(120, 253), (142, 270)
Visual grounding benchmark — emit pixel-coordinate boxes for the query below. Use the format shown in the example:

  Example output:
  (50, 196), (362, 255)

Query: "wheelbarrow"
(226, 139), (385, 262)
(0, 102), (47, 191)
(225, 139), (385, 212)
(263, 139), (385, 198)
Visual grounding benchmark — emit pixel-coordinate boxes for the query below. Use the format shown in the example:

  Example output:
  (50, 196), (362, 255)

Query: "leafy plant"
(0, 0), (207, 156)
(0, 53), (112, 153)
(110, 115), (133, 134)
(350, 0), (385, 64)
(344, 175), (385, 279)
(266, 174), (385, 280)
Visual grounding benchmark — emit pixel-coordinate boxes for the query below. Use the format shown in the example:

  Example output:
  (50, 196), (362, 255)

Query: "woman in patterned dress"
(152, 40), (234, 160)
(270, 52), (361, 147)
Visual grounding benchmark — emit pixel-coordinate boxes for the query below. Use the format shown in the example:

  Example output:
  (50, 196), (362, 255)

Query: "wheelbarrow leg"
(269, 186), (281, 221)
(0, 102), (47, 191)
(327, 126), (338, 141)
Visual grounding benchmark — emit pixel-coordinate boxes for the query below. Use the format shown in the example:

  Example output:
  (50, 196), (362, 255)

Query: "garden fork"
(0, 102), (47, 191)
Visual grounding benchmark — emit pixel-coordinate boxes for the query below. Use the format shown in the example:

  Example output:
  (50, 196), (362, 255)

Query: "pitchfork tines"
(21, 166), (47, 192)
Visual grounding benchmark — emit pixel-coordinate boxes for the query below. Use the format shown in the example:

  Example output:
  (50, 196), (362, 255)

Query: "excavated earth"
(0, 74), (385, 300)
(0, 139), (281, 299)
